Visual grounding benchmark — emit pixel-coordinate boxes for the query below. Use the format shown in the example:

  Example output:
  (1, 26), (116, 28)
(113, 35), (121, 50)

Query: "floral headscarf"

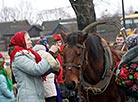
(8, 31), (41, 67)
(126, 34), (138, 49)
(0, 53), (13, 91)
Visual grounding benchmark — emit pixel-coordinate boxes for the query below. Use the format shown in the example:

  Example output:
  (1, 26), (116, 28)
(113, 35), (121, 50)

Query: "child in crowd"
(0, 52), (15, 102)
(33, 37), (60, 102)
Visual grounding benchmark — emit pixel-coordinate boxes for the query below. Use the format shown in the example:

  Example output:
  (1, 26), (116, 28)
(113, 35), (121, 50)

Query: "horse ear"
(83, 32), (88, 40)
(79, 32), (88, 42)
(60, 31), (67, 43)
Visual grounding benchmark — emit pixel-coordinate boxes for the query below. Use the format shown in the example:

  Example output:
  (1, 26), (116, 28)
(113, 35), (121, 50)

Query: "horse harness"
(63, 38), (116, 102)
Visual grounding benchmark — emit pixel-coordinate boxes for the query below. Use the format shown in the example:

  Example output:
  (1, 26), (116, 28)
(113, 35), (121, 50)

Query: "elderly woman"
(8, 31), (60, 102)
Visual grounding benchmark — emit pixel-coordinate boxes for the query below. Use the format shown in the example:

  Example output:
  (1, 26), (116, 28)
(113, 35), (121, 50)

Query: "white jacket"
(33, 44), (57, 98)
(43, 73), (57, 98)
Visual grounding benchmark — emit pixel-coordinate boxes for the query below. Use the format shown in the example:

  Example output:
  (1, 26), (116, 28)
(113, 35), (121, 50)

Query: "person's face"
(56, 40), (62, 47)
(24, 33), (32, 48)
(116, 36), (124, 46)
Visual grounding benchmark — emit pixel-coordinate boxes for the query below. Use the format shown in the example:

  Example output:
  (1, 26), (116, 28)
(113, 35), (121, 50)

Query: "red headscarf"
(8, 31), (41, 67)
(53, 34), (61, 41)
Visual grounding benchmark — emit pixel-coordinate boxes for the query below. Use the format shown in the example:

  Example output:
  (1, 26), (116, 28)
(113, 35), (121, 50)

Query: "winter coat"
(0, 75), (15, 102)
(12, 51), (51, 102)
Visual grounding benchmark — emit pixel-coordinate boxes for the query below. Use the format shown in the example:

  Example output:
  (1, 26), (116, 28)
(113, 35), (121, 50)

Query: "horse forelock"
(86, 34), (104, 61)
(66, 34), (77, 46)
(66, 31), (84, 46)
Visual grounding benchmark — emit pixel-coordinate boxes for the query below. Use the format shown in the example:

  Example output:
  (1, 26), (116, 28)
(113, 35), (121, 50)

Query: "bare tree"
(14, 1), (37, 24)
(0, 7), (16, 22)
(0, 1), (75, 25)
(69, 0), (96, 30)
(0, 1), (38, 24)
(127, 6), (134, 14)
(35, 6), (75, 24)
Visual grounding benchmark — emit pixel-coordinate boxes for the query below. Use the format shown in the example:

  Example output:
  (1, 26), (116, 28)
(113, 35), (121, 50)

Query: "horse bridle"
(62, 43), (86, 70)
(63, 39), (115, 102)
(62, 42), (88, 102)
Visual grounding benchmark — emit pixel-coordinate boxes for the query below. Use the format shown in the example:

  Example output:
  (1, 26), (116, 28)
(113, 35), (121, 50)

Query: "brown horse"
(61, 31), (126, 102)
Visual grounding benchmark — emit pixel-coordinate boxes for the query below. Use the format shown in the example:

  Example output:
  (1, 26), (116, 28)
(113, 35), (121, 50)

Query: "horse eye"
(77, 53), (81, 57)
(77, 46), (82, 49)
(76, 49), (82, 56)
(62, 64), (66, 69)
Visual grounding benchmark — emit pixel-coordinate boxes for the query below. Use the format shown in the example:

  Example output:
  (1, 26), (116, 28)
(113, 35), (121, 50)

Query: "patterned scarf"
(8, 31), (41, 68)
(126, 34), (138, 49)
(0, 53), (13, 91)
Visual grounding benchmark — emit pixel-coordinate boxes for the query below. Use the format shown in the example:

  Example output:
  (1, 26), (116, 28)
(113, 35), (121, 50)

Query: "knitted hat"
(39, 37), (48, 45)
(49, 45), (58, 53)
(36, 37), (49, 52)
(126, 34), (138, 49)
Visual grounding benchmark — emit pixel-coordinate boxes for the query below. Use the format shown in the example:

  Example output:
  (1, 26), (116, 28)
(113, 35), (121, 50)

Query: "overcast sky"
(0, 0), (138, 18)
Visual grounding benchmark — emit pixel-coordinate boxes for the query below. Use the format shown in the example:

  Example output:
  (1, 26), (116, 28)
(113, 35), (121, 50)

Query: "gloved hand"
(49, 45), (58, 54)
(49, 45), (59, 58)
(42, 52), (60, 73)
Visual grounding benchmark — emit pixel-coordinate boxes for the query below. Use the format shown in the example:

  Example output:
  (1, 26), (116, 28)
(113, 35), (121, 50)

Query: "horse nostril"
(65, 81), (76, 90)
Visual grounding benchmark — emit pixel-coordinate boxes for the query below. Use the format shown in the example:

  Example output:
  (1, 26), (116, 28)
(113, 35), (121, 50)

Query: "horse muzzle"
(64, 81), (76, 90)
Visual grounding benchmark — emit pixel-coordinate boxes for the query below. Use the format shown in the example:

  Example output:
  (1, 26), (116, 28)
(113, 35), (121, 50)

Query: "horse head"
(61, 31), (88, 89)
(61, 31), (106, 90)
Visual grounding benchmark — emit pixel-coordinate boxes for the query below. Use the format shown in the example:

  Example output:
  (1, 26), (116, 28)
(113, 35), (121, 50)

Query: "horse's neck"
(83, 50), (105, 84)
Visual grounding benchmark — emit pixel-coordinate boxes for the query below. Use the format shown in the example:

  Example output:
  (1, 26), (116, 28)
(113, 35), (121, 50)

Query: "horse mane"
(66, 31), (104, 61)
(86, 34), (104, 61)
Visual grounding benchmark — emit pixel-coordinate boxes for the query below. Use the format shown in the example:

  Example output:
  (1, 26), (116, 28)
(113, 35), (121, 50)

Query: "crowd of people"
(0, 30), (67, 102)
(1, 28), (138, 102)
(113, 28), (138, 102)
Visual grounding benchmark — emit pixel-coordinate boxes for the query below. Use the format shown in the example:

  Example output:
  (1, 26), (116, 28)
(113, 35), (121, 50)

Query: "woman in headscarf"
(116, 34), (138, 102)
(8, 31), (60, 102)
(0, 53), (15, 102)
